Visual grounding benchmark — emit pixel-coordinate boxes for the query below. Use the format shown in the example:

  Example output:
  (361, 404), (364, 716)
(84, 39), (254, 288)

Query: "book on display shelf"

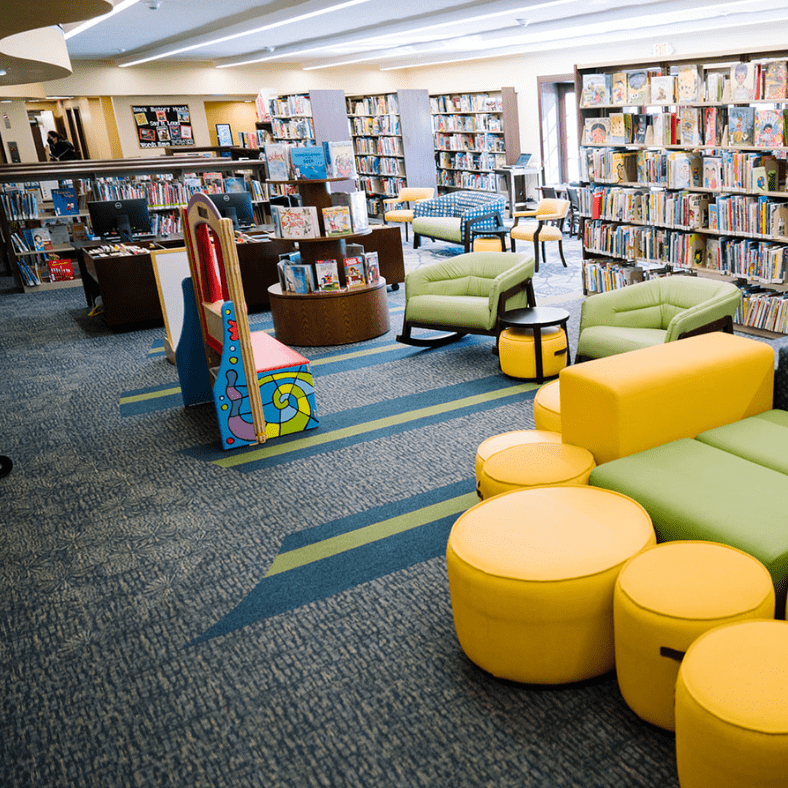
(650, 75), (675, 105)
(580, 73), (611, 106)
(322, 206), (352, 236)
(677, 64), (703, 103)
(764, 61), (788, 100)
(284, 263), (314, 294)
(364, 251), (380, 285)
(47, 258), (75, 282)
(754, 109), (785, 148)
(264, 143), (292, 181)
(323, 140), (356, 179)
(611, 72), (628, 105)
(728, 107), (755, 146)
(315, 259), (341, 291)
(343, 256), (367, 289)
(290, 146), (328, 180)
(627, 71), (650, 105)
(273, 205), (320, 239)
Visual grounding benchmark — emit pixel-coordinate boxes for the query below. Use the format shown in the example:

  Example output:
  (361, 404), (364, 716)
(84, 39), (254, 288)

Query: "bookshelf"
(430, 86), (521, 195)
(346, 90), (437, 217)
(575, 49), (788, 336)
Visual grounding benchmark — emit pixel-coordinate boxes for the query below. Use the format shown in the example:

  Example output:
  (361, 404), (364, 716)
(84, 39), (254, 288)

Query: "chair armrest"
(382, 197), (400, 207)
(488, 259), (536, 313)
(665, 292), (742, 342)
(462, 211), (504, 247)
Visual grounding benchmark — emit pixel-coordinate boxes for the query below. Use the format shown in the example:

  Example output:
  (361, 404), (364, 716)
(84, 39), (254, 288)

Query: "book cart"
(575, 47), (788, 337)
(430, 86), (521, 196)
(345, 90), (437, 218)
(266, 176), (390, 346)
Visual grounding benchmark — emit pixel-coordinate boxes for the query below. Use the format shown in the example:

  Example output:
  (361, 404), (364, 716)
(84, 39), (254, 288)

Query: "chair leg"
(558, 240), (567, 268)
(533, 240), (541, 273)
(510, 237), (516, 252)
(541, 241), (547, 263)
(413, 233), (421, 249)
(404, 223), (409, 242)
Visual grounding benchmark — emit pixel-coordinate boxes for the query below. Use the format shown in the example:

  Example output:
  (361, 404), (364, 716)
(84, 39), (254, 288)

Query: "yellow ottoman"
(499, 326), (567, 380)
(473, 237), (504, 252)
(474, 429), (562, 490)
(676, 620), (788, 788)
(446, 486), (655, 684)
(614, 541), (775, 731)
(477, 442), (595, 499)
(533, 379), (561, 433)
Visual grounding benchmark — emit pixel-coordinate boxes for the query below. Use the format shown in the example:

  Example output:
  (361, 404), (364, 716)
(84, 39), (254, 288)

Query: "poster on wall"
(133, 105), (194, 148)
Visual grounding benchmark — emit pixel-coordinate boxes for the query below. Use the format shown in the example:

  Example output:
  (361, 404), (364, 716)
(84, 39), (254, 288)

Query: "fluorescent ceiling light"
(65, 0), (140, 39)
(120, 0), (373, 67)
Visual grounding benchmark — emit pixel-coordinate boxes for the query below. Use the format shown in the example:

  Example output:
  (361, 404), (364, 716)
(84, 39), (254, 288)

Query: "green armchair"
(576, 276), (742, 360)
(396, 251), (535, 347)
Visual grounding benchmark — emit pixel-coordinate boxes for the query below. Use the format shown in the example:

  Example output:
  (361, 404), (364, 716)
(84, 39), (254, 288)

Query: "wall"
(204, 100), (258, 146)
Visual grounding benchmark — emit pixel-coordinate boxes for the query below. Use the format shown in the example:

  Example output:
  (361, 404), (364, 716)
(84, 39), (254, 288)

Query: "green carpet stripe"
(310, 342), (402, 366)
(265, 492), (478, 576)
(213, 382), (535, 468)
(120, 386), (182, 404)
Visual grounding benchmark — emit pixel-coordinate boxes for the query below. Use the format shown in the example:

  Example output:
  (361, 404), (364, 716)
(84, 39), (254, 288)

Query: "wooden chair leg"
(404, 223), (409, 242)
(510, 236), (516, 252)
(558, 240), (567, 268)
(533, 239), (541, 273)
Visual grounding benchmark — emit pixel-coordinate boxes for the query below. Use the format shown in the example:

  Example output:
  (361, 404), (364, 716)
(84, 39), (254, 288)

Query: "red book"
(47, 258), (75, 282)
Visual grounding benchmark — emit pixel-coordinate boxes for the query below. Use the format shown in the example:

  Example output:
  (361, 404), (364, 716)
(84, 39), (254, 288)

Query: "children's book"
(704, 107), (719, 146)
(273, 205), (320, 239)
(764, 61), (788, 100)
(705, 70), (726, 102)
(754, 109), (785, 148)
(364, 251), (380, 285)
(668, 152), (701, 188)
(679, 106), (701, 147)
(224, 177), (247, 193)
(677, 64), (703, 103)
(32, 228), (52, 252)
(48, 223), (70, 247)
(702, 157), (722, 190)
(730, 62), (755, 101)
(650, 76), (676, 105)
(323, 140), (356, 179)
(581, 74), (611, 106)
(343, 256), (367, 289)
(583, 117), (610, 145)
(322, 206), (352, 236)
(289, 146), (328, 180)
(264, 143), (291, 181)
(611, 72), (628, 105)
(633, 114), (650, 144)
(315, 259), (341, 291)
(51, 187), (79, 216)
(627, 71), (650, 105)
(608, 113), (630, 144)
(728, 107), (755, 146)
(284, 263), (314, 293)
(47, 258), (75, 282)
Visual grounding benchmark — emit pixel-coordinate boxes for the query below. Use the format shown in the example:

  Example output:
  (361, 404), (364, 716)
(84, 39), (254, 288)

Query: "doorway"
(538, 75), (579, 186)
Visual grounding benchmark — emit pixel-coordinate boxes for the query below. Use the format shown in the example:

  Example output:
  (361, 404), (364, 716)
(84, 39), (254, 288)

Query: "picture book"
(284, 263), (314, 294)
(364, 251), (380, 285)
(764, 61), (788, 100)
(224, 177), (247, 193)
(730, 62), (755, 101)
(751, 166), (769, 194)
(633, 114), (650, 144)
(627, 71), (649, 105)
(650, 76), (675, 105)
(668, 151), (701, 189)
(679, 107), (701, 147)
(46, 258), (74, 282)
(51, 187), (79, 216)
(705, 70), (726, 103)
(323, 140), (356, 179)
(728, 106), (755, 146)
(608, 113), (631, 144)
(273, 205), (320, 239)
(703, 107), (721, 146)
(702, 157), (722, 190)
(583, 117), (610, 145)
(677, 64), (703, 103)
(315, 259), (341, 291)
(754, 109), (785, 148)
(290, 146), (328, 180)
(32, 228), (52, 252)
(264, 143), (291, 181)
(581, 74), (611, 106)
(708, 206), (718, 233)
(611, 72), (628, 105)
(343, 256), (367, 289)
(322, 205), (352, 236)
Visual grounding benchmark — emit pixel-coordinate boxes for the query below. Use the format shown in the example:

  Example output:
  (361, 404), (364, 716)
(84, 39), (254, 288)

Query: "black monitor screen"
(208, 191), (255, 230)
(88, 198), (152, 241)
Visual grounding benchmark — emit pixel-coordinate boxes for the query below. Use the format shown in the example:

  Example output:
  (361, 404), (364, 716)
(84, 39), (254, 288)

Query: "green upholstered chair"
(396, 251), (535, 347)
(576, 276), (742, 360)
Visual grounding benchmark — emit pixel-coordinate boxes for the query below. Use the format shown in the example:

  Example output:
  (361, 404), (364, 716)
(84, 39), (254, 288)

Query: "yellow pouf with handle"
(474, 429), (562, 491)
(477, 442), (595, 499)
(614, 541), (774, 731)
(533, 379), (561, 433)
(446, 486), (655, 684)
(675, 619), (788, 788)
(499, 326), (567, 380)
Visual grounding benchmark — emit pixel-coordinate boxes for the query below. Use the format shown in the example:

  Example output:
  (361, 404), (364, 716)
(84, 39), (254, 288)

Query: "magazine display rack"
(576, 48), (788, 337)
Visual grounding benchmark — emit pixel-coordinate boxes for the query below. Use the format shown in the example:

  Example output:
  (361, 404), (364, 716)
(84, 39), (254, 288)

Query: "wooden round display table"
(268, 281), (390, 346)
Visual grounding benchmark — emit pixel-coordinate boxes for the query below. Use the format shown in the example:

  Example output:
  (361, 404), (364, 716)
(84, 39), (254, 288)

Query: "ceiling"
(51, 0), (788, 74)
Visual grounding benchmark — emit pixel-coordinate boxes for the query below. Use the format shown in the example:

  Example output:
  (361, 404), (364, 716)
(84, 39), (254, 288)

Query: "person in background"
(47, 131), (79, 161)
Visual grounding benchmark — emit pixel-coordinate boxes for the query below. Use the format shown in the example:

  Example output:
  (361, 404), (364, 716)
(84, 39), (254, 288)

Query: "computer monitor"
(514, 153), (532, 168)
(87, 198), (152, 241)
(208, 191), (255, 230)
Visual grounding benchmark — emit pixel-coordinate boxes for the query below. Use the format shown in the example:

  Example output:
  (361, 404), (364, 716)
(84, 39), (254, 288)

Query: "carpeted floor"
(0, 233), (700, 787)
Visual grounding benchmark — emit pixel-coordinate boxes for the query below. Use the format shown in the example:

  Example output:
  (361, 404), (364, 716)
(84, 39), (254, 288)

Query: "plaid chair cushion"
(413, 190), (505, 232)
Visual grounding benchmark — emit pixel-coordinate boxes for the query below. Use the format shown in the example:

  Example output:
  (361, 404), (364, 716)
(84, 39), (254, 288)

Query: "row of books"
(236, 130), (272, 149)
(583, 259), (649, 293)
(16, 256), (75, 287)
(270, 194), (368, 239)
(436, 170), (498, 192)
(430, 94), (504, 114)
(270, 95), (312, 117)
(434, 133), (504, 153)
(436, 152), (507, 172)
(264, 142), (356, 181)
(350, 115), (401, 137)
(278, 250), (380, 294)
(357, 176), (406, 197)
(432, 114), (503, 133)
(356, 156), (406, 177)
(704, 237), (788, 283)
(580, 60), (788, 107)
(347, 94), (399, 116)
(271, 118), (315, 140)
(11, 223), (75, 253)
(738, 287), (788, 333)
(354, 137), (404, 156)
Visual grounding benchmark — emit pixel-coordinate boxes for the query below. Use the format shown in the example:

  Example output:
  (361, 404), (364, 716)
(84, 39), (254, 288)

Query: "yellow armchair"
(383, 187), (435, 240)
(509, 198), (570, 272)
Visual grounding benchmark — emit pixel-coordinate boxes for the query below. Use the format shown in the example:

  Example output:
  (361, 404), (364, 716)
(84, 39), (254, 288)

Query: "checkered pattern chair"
(412, 191), (506, 252)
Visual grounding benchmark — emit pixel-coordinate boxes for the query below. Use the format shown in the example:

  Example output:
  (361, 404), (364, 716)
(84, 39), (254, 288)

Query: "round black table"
(498, 306), (571, 382)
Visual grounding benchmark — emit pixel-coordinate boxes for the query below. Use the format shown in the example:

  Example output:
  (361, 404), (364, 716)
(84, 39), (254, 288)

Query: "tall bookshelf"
(575, 48), (788, 337)
(346, 89), (437, 217)
(430, 86), (521, 195)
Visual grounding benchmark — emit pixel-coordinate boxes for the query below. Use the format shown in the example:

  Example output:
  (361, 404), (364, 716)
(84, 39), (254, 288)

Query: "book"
(705, 70), (726, 102)
(731, 62), (755, 101)
(668, 152), (701, 188)
(348, 191), (369, 232)
(627, 71), (650, 105)
(650, 76), (675, 105)
(702, 157), (722, 190)
(322, 205), (352, 236)
(224, 177), (247, 193)
(322, 140), (356, 179)
(343, 256), (366, 289)
(32, 228), (52, 252)
(754, 109), (785, 148)
(583, 117), (610, 145)
(728, 106), (755, 146)
(284, 263), (314, 293)
(273, 205), (320, 238)
(608, 113), (631, 144)
(315, 259), (341, 291)
(633, 114), (650, 144)
(751, 166), (769, 193)
(51, 187), (79, 216)
(264, 143), (291, 180)
(704, 107), (721, 146)
(677, 64), (703, 103)
(611, 72), (628, 105)
(580, 73), (611, 106)
(47, 258), (75, 282)
(48, 223), (70, 247)
(764, 61), (788, 100)
(364, 251), (380, 285)
(289, 146), (328, 179)
(678, 106), (701, 147)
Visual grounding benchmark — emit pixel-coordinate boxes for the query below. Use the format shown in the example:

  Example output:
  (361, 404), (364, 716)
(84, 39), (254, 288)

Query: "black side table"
(498, 306), (571, 383)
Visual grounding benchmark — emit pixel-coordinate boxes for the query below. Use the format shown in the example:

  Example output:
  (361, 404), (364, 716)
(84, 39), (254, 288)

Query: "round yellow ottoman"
(533, 379), (561, 433)
(477, 442), (595, 499)
(446, 486), (655, 684)
(474, 429), (562, 491)
(676, 620), (788, 788)
(499, 326), (567, 380)
(614, 541), (775, 731)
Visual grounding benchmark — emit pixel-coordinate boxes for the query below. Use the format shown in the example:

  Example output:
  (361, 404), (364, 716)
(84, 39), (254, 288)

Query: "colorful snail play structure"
(176, 192), (318, 450)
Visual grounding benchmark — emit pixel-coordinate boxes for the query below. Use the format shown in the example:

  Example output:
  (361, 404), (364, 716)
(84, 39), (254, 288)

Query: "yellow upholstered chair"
(509, 198), (570, 272)
(383, 187), (435, 241)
